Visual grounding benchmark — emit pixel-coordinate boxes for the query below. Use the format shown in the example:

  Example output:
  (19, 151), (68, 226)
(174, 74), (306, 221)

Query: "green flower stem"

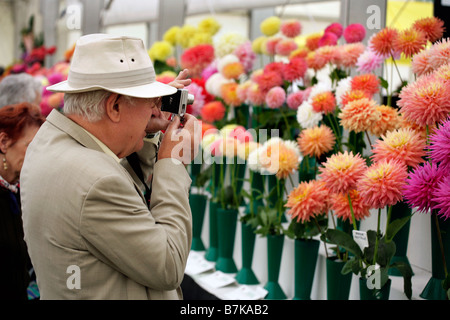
(347, 193), (358, 231)
(280, 108), (292, 138)
(385, 205), (392, 235)
(231, 161), (239, 208)
(373, 208), (382, 265)
(220, 161), (225, 209)
(390, 51), (404, 84)
(326, 113), (342, 152)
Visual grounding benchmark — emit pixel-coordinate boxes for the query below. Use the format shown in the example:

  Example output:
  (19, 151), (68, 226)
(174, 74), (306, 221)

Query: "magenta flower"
(428, 117), (450, 170)
(343, 23), (366, 43)
(433, 174), (450, 220)
(404, 162), (448, 213)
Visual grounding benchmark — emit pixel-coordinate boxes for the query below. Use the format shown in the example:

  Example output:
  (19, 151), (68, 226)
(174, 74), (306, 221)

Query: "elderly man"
(0, 73), (42, 108)
(20, 34), (200, 300)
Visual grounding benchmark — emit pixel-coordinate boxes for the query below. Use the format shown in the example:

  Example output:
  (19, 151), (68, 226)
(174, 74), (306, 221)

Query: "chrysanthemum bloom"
(397, 73), (450, 127)
(412, 17), (445, 43)
(428, 38), (450, 71)
(432, 175), (450, 220)
(428, 117), (450, 170)
(411, 49), (435, 77)
(311, 91), (336, 114)
(368, 105), (401, 137)
(163, 26), (181, 46)
(305, 33), (323, 51)
(318, 32), (338, 47)
(234, 41), (256, 73)
(404, 162), (448, 213)
(318, 151), (367, 194)
(276, 38), (299, 57)
(285, 180), (329, 223)
(338, 43), (365, 69)
(148, 41), (174, 62)
(351, 73), (380, 96)
(221, 82), (243, 107)
(356, 49), (384, 73)
(281, 19), (302, 38)
(200, 101), (226, 123)
(265, 86), (286, 109)
(331, 189), (371, 222)
(339, 98), (381, 133)
(180, 44), (215, 78)
(198, 17), (221, 36)
(325, 23), (344, 38)
(358, 160), (408, 209)
(340, 89), (371, 107)
(260, 16), (281, 36)
(370, 27), (399, 56)
(371, 128), (427, 169)
(265, 37), (282, 56)
(343, 23), (366, 43)
(215, 32), (247, 58)
(247, 83), (267, 106)
(287, 91), (305, 110)
(283, 57), (308, 82)
(297, 101), (323, 129)
(253, 71), (284, 92)
(297, 125), (336, 158)
(393, 28), (427, 59)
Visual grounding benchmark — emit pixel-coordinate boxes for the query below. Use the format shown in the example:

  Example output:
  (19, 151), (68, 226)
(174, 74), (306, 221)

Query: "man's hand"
(169, 69), (192, 89)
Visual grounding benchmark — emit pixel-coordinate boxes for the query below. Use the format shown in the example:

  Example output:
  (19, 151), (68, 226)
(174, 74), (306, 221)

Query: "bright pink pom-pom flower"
(319, 32), (338, 47)
(344, 23), (366, 43)
(287, 91), (305, 110)
(325, 23), (344, 38)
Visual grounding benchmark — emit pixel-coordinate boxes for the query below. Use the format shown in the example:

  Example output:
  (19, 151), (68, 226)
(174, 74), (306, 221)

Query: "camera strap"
(126, 152), (151, 208)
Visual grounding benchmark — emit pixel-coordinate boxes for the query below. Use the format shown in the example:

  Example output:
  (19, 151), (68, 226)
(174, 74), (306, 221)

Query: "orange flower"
(200, 101), (226, 123)
(306, 51), (326, 71)
(222, 62), (245, 80)
(285, 180), (329, 223)
(368, 105), (400, 137)
(371, 128), (427, 169)
(305, 33), (322, 51)
(351, 73), (380, 96)
(393, 28), (427, 59)
(338, 43), (365, 69)
(221, 82), (243, 107)
(311, 91), (336, 114)
(331, 189), (371, 222)
(412, 17), (446, 43)
(319, 151), (367, 194)
(339, 98), (381, 133)
(259, 139), (301, 179)
(297, 125), (336, 158)
(314, 45), (340, 67)
(340, 89), (371, 107)
(370, 27), (399, 56)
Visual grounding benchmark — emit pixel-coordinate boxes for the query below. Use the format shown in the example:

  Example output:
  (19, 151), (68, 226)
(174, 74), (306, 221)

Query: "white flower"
(205, 73), (233, 97)
(335, 76), (352, 107)
(307, 80), (333, 103)
(296, 101), (323, 129)
(247, 147), (262, 172)
(217, 54), (240, 75)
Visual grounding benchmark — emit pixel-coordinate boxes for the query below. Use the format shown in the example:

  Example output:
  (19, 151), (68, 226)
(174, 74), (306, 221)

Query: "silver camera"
(161, 89), (194, 117)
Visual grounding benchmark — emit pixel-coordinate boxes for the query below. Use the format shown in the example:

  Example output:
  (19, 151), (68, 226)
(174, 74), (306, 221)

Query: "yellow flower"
(260, 16), (281, 36)
(189, 32), (213, 47)
(163, 26), (181, 46)
(198, 17), (221, 36)
(148, 41), (174, 62)
(252, 36), (266, 54)
(176, 25), (197, 48)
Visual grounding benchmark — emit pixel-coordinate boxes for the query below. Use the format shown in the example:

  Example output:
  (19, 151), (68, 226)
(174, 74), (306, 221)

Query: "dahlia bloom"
(428, 117), (450, 170)
(305, 33), (323, 51)
(276, 39), (298, 56)
(265, 37), (282, 56)
(297, 125), (336, 158)
(148, 40), (174, 62)
(222, 62), (245, 80)
(335, 77), (352, 106)
(370, 27), (399, 57)
(314, 45), (340, 68)
(318, 32), (338, 47)
(397, 73), (450, 127)
(411, 49), (435, 77)
(259, 138), (301, 179)
(356, 49), (384, 73)
(283, 57), (308, 82)
(343, 23), (366, 43)
(285, 180), (329, 223)
(265, 86), (286, 109)
(434, 62), (450, 82)
(296, 101), (323, 129)
(340, 89), (371, 107)
(264, 61), (285, 75)
(339, 98), (381, 133)
(306, 51), (326, 71)
(200, 101), (226, 123)
(311, 91), (336, 114)
(404, 162), (448, 213)
(252, 36), (266, 55)
(331, 189), (371, 222)
(287, 91), (305, 110)
(318, 151), (367, 194)
(260, 16), (281, 37)
(215, 32), (247, 58)
(368, 105), (401, 137)
(200, 122), (218, 138)
(236, 80), (251, 103)
(428, 38), (450, 71)
(432, 175), (450, 220)
(325, 23), (344, 39)
(371, 128), (427, 169)
(281, 20), (302, 38)
(358, 160), (408, 209)
(176, 24), (197, 48)
(351, 73), (380, 96)
(198, 17), (221, 36)
(163, 26), (181, 46)
(253, 71), (284, 92)
(412, 16), (445, 43)
(247, 83), (267, 106)
(339, 43), (365, 69)
(393, 28), (427, 58)
(234, 41), (256, 73)
(180, 44), (215, 78)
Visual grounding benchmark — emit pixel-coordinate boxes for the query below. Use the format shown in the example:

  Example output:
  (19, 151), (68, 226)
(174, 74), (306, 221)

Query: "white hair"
(0, 73), (42, 108)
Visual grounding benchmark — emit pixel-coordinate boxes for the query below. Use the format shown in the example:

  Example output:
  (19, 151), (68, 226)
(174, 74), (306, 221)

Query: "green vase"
(389, 201), (413, 277)
(189, 193), (207, 251)
(235, 221), (259, 284)
(359, 277), (391, 300)
(326, 257), (352, 300)
(216, 208), (239, 273)
(264, 234), (287, 300)
(420, 214), (450, 300)
(293, 239), (320, 300)
(204, 200), (219, 262)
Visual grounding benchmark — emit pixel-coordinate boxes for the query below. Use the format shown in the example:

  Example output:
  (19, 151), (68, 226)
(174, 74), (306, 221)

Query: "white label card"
(200, 271), (236, 289)
(352, 230), (369, 251)
(224, 286), (268, 300)
(185, 251), (215, 275)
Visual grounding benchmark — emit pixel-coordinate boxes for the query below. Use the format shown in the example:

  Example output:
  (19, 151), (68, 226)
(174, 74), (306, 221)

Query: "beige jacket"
(21, 109), (192, 300)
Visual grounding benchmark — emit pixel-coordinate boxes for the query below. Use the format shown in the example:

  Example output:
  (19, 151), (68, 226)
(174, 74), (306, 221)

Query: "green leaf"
(390, 261), (413, 300)
(323, 229), (363, 259)
(342, 257), (361, 275)
(385, 215), (412, 242)
(378, 76), (389, 90)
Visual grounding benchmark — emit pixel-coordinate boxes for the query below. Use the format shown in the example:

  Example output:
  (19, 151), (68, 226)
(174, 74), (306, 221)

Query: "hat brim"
(46, 80), (177, 99)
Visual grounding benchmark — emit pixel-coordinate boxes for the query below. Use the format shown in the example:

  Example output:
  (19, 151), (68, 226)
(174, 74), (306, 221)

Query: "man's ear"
(105, 93), (121, 123)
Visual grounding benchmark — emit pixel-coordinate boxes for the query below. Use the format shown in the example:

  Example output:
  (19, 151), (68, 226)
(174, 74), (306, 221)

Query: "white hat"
(47, 34), (177, 98)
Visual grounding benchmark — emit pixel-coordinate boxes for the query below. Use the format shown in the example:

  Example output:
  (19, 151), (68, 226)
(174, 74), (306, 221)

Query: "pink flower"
(339, 43), (365, 69)
(282, 57), (307, 82)
(265, 86), (286, 109)
(356, 49), (384, 73)
(266, 37), (282, 56)
(318, 32), (338, 47)
(254, 71), (284, 92)
(433, 174), (450, 220)
(287, 91), (305, 110)
(281, 20), (302, 38)
(428, 117), (450, 170)
(343, 23), (366, 43)
(234, 41), (256, 73)
(325, 23), (344, 38)
(275, 39), (298, 56)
